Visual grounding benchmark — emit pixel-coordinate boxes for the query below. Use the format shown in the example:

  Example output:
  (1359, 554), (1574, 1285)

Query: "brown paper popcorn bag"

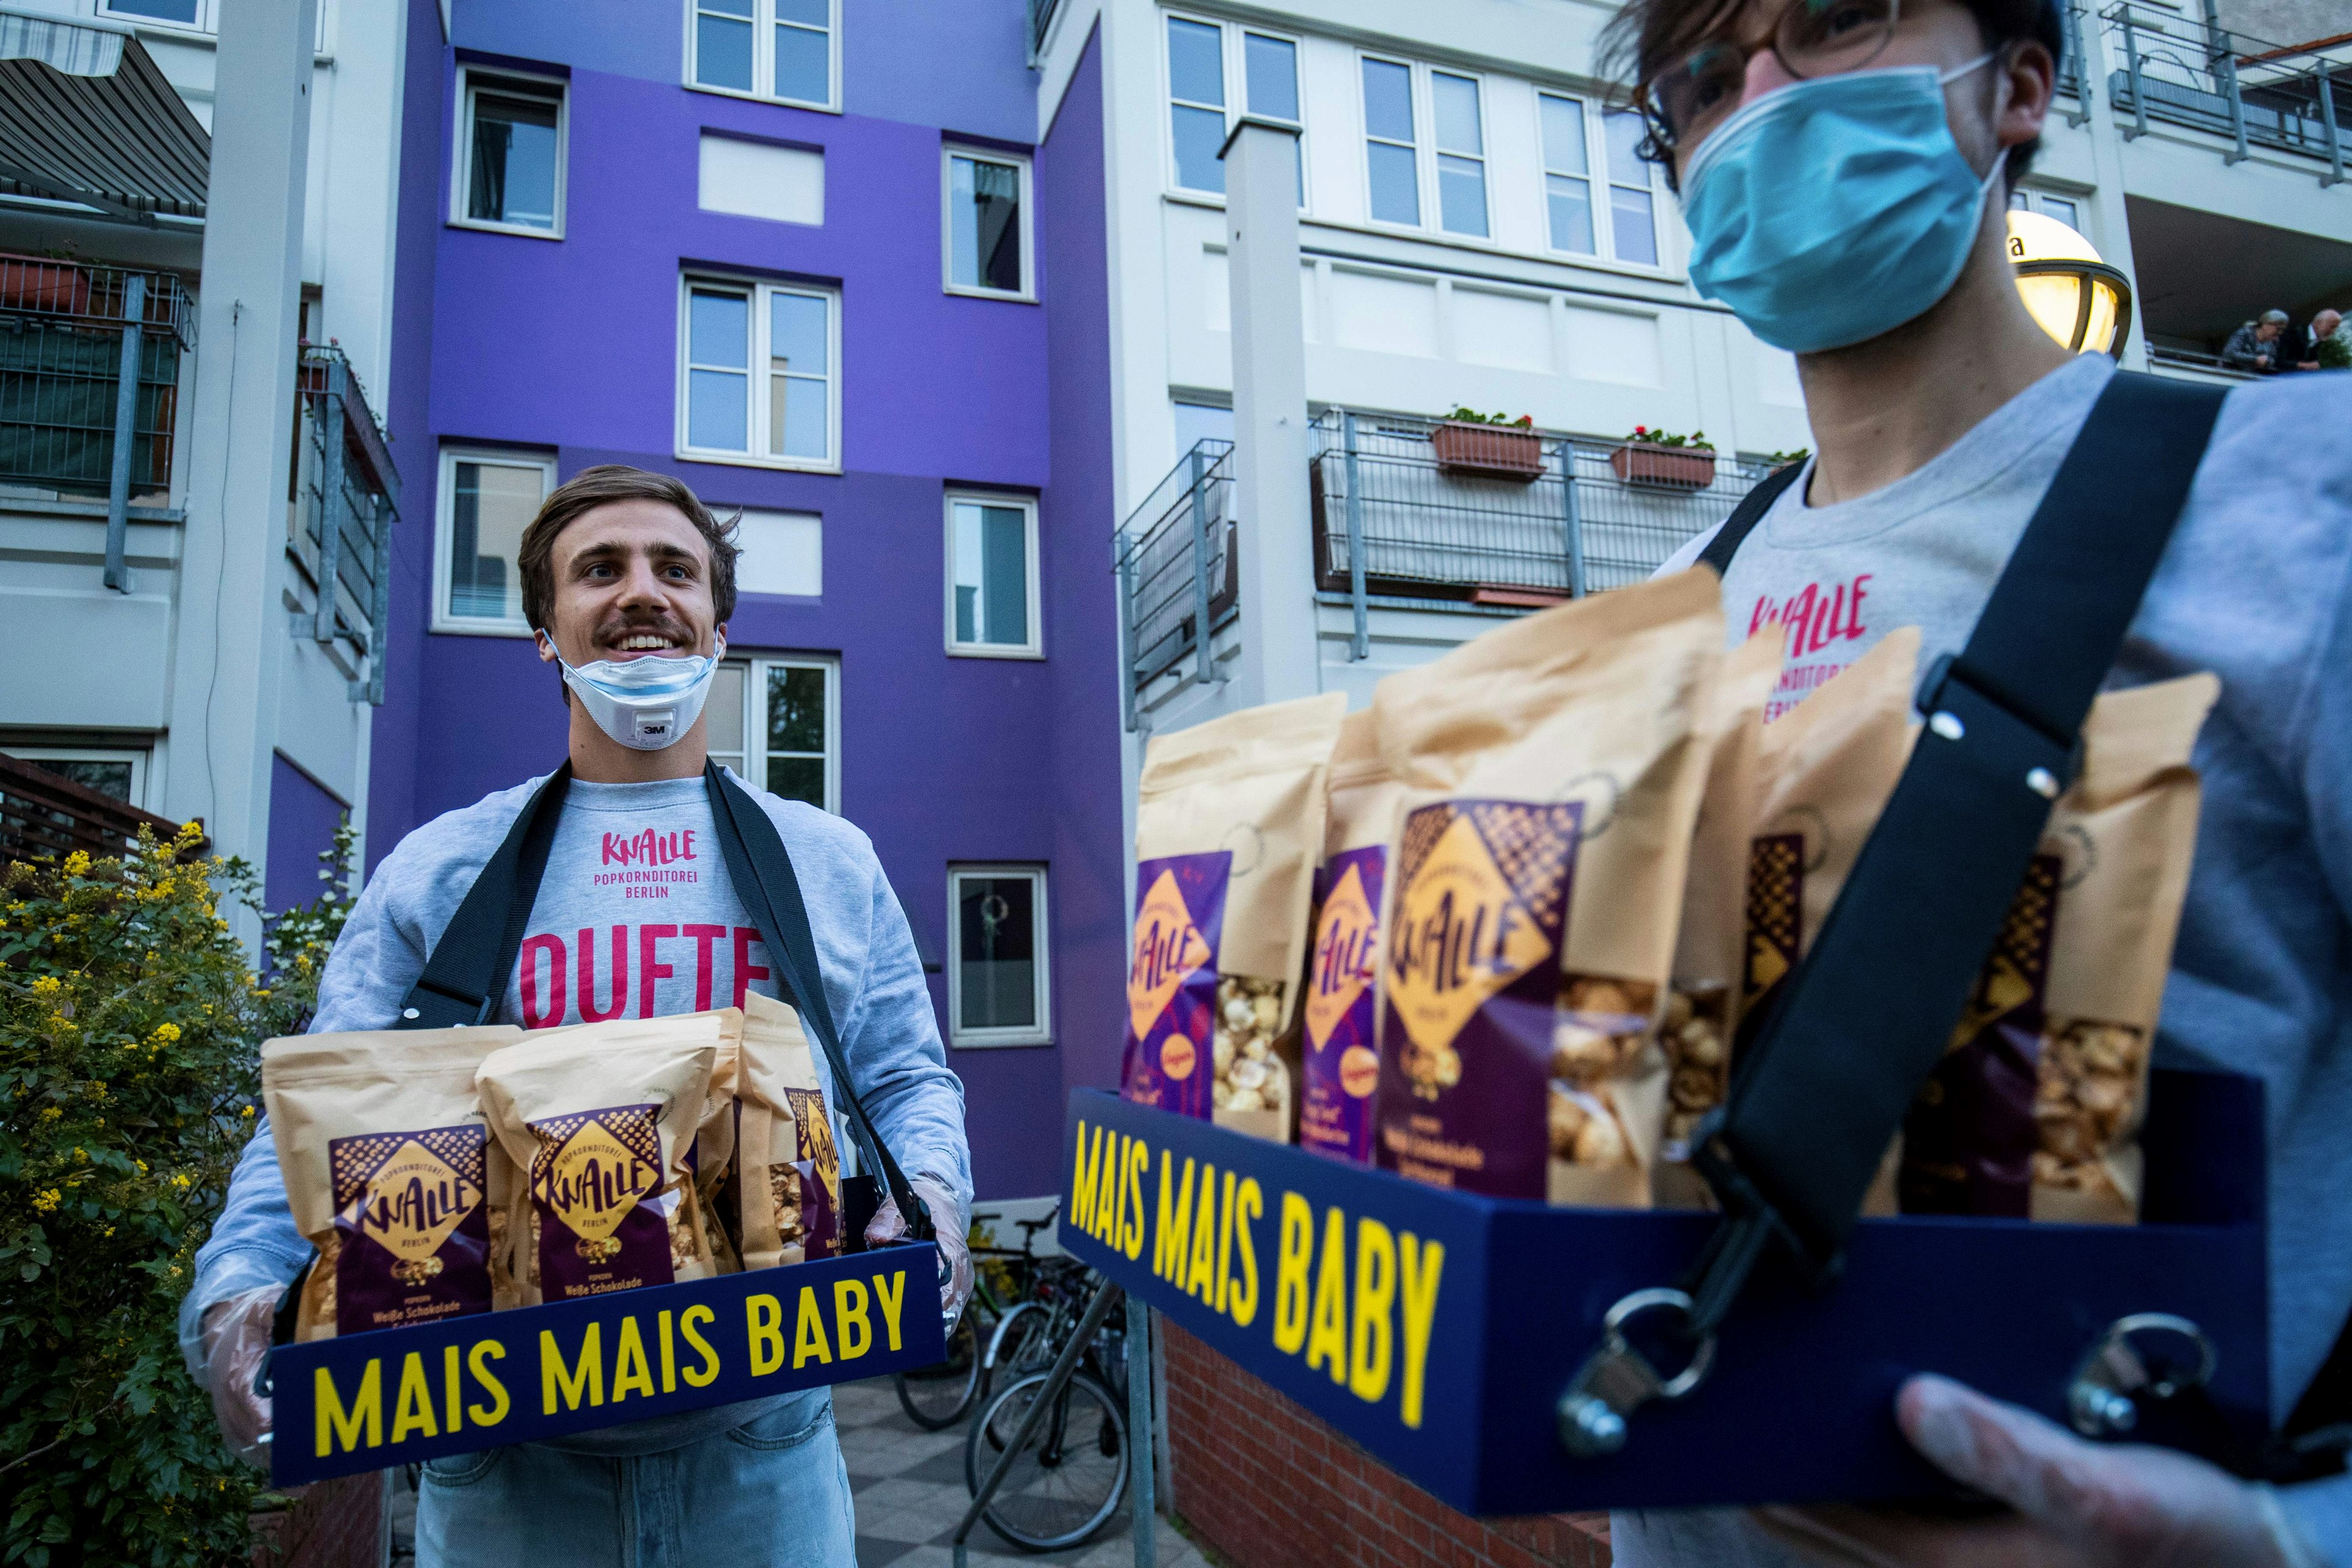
(1655, 625), (1786, 1208)
(729, 990), (843, 1267)
(264, 1027), (523, 1341)
(477, 1016), (726, 1303)
(1741, 626), (1919, 1214)
(1901, 673), (2218, 1224)
(1370, 570), (1724, 1207)
(1121, 690), (1349, 1142)
(1294, 709), (1409, 1164)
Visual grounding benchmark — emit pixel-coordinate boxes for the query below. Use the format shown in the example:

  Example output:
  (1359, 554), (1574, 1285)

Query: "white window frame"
(710, 654), (842, 813)
(9, 747), (151, 812)
(940, 146), (1036, 302)
(99, 0), (217, 35)
(450, 67), (568, 240)
(942, 491), (1042, 660)
(685, 0), (841, 113)
(1162, 12), (1309, 209)
(946, 864), (1052, 1048)
(676, 275), (842, 473)
(1535, 90), (1667, 271)
(2011, 187), (2087, 233)
(432, 446), (555, 637)
(1357, 56), (1507, 244)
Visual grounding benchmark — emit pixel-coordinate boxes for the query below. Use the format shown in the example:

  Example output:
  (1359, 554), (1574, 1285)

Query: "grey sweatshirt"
(184, 769), (971, 1455)
(1618, 356), (2352, 1562)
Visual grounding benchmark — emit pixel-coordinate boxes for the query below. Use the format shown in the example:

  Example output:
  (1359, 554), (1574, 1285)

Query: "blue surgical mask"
(1682, 56), (2003, 355)
(540, 638), (725, 751)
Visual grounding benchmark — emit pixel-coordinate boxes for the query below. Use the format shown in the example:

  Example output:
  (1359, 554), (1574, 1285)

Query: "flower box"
(1431, 421), (1545, 482)
(1610, 442), (1717, 489)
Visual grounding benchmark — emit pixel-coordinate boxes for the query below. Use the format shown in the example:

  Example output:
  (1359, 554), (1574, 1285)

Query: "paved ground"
(380, 1377), (1207, 1568)
(837, 1375), (1207, 1568)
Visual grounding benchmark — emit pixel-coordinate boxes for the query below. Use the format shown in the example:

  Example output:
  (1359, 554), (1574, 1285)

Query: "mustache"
(592, 613), (695, 646)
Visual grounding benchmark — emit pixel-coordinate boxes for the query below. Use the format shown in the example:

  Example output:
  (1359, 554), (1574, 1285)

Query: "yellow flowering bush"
(1, 820), (353, 1567)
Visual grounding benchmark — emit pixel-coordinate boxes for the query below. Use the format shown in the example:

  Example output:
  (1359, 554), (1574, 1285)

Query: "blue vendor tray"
(268, 1243), (944, 1487)
(1059, 1071), (2266, 1515)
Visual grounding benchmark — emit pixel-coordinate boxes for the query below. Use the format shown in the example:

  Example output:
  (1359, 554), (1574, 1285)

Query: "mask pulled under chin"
(1680, 56), (2005, 356)
(552, 645), (723, 751)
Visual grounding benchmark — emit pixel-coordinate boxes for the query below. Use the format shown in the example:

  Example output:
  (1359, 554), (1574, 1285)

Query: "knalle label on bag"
(331, 1126), (493, 1333)
(530, 1105), (673, 1298)
(1121, 851), (1230, 1118)
(1300, 848), (1384, 1161)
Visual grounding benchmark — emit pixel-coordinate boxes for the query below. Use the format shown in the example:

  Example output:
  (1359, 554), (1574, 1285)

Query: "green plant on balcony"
(1611, 424), (1719, 489)
(1433, 407), (1544, 481)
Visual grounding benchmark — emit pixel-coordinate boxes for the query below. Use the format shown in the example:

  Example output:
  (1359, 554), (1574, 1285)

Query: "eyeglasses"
(1643, 0), (1902, 154)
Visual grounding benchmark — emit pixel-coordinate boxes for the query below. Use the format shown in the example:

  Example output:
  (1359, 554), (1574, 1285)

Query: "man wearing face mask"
(1605, 0), (2352, 1564)
(179, 466), (973, 1566)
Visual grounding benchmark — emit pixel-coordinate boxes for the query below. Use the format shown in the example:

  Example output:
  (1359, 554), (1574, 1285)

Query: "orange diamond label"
(342, 1137), (479, 1263)
(1128, 867), (1214, 1038)
(540, 1120), (662, 1245)
(1305, 862), (1379, 1052)
(1387, 809), (1564, 1057)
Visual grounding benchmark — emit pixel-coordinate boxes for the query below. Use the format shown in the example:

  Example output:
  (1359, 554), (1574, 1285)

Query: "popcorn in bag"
(1295, 710), (1408, 1163)
(1655, 626), (1785, 1208)
(728, 990), (843, 1267)
(1370, 571), (1724, 1205)
(1900, 673), (2217, 1223)
(1121, 692), (1348, 1141)
(265, 1027), (523, 1341)
(477, 1014), (731, 1303)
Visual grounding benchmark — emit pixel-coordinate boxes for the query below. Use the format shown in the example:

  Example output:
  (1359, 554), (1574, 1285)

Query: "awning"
(0, 9), (206, 224)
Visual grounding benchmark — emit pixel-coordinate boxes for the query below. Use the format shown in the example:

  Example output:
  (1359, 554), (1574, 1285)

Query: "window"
(699, 135), (823, 224)
(101, 0), (206, 28)
(1431, 72), (1488, 238)
(689, 0), (837, 110)
(2011, 189), (2085, 232)
(455, 72), (565, 238)
(706, 655), (839, 812)
(943, 149), (1033, 300)
(434, 449), (554, 633)
(1539, 94), (1663, 266)
(948, 865), (1050, 1047)
(13, 749), (148, 810)
(1361, 58), (1419, 226)
(1166, 17), (1306, 203)
(731, 507), (823, 597)
(1167, 16), (1227, 194)
(679, 277), (838, 470)
(944, 494), (1040, 657)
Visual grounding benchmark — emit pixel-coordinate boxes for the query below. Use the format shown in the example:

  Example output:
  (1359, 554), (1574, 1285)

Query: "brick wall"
(249, 1473), (382, 1568)
(1161, 1323), (1612, 1568)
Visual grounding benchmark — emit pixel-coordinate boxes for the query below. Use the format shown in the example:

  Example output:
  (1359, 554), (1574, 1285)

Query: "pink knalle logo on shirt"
(1748, 573), (1873, 658)
(601, 827), (697, 868)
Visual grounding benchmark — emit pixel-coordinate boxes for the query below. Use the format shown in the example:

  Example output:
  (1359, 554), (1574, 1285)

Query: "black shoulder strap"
(702, 762), (932, 1241)
(394, 764), (571, 1030)
(1697, 461), (1804, 578)
(1686, 371), (2225, 1319)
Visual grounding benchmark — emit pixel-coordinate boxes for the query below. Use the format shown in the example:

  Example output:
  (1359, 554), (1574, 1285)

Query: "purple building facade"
(375, 0), (1122, 1200)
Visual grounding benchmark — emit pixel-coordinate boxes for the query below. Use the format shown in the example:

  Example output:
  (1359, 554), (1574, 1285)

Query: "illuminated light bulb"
(2008, 209), (2133, 359)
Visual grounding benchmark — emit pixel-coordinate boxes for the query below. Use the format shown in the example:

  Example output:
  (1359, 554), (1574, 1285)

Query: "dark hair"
(1600, 0), (2060, 192)
(516, 464), (741, 633)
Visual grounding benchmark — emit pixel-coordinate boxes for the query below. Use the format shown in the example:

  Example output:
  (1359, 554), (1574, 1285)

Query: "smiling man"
(181, 466), (973, 1567)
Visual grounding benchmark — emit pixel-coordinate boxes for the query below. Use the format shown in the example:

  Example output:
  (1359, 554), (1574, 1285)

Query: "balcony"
(2103, 3), (2349, 180)
(1115, 415), (1778, 722)
(287, 344), (400, 705)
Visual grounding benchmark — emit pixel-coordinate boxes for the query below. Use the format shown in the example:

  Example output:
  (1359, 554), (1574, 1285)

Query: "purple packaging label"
(783, 1086), (842, 1259)
(1375, 800), (1583, 1199)
(1120, 851), (1231, 1120)
(329, 1123), (492, 1335)
(1300, 845), (1385, 1163)
(1901, 854), (2060, 1218)
(529, 1104), (676, 1299)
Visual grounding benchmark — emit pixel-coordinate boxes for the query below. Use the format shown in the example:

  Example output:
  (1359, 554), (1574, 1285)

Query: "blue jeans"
(415, 1389), (855, 1568)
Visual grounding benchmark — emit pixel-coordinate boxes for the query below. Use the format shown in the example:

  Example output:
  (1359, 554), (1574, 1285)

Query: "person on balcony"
(2222, 308), (2290, 373)
(178, 466), (974, 1567)
(2291, 308), (2346, 372)
(1602, 0), (2352, 1561)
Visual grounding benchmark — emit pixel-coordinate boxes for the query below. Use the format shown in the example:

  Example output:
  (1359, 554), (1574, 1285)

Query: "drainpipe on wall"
(1218, 116), (1317, 712)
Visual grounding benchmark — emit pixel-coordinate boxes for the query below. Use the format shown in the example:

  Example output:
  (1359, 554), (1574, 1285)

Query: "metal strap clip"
(1558, 1289), (1717, 1457)
(2068, 1312), (2217, 1437)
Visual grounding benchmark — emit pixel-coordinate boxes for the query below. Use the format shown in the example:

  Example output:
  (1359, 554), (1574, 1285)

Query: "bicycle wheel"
(964, 1369), (1129, 1553)
(895, 1310), (982, 1431)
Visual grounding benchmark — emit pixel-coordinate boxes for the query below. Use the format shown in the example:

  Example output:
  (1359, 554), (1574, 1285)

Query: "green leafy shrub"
(1622, 424), (1716, 451)
(1442, 406), (1535, 429)
(0, 820), (353, 1567)
(2317, 333), (2351, 372)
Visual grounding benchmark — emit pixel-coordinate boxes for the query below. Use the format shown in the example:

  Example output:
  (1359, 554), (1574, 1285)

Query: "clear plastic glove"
(863, 1174), (972, 1333)
(197, 1287), (278, 1469)
(1754, 1373), (2319, 1568)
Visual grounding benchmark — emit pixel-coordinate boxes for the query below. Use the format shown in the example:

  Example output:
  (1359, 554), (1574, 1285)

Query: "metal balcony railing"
(0, 748), (205, 868)
(1114, 418), (1779, 723)
(1028, 0), (1062, 60)
(288, 344), (400, 706)
(1115, 439), (1235, 727)
(2105, 3), (2348, 183)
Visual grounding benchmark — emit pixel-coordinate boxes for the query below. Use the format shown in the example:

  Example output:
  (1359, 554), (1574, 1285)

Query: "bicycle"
(895, 1207), (1059, 1431)
(962, 1261), (1130, 1553)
